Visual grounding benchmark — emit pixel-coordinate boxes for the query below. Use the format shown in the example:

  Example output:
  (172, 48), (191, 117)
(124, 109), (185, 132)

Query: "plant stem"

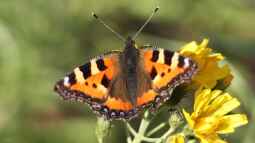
(155, 127), (175, 143)
(147, 122), (167, 137)
(126, 122), (133, 143)
(131, 111), (151, 143)
(95, 117), (111, 143)
(98, 138), (103, 143)
(141, 136), (160, 142)
(126, 122), (137, 136)
(125, 110), (180, 143)
(126, 120), (160, 143)
(127, 136), (132, 143)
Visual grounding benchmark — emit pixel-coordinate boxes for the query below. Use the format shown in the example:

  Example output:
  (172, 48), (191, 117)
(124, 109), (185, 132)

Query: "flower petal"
(193, 89), (211, 117)
(216, 114), (248, 134)
(179, 39), (232, 88)
(199, 133), (227, 143)
(182, 109), (194, 128)
(203, 92), (233, 116)
(168, 134), (185, 143)
(182, 88), (248, 143)
(194, 116), (218, 133)
(212, 96), (240, 116)
(179, 41), (199, 54)
(200, 90), (223, 116)
(200, 39), (209, 48)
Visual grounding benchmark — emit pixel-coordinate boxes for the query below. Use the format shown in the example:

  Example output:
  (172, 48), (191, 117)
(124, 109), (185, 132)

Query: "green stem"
(127, 136), (132, 143)
(126, 122), (137, 136)
(146, 122), (167, 137)
(95, 117), (111, 143)
(142, 136), (160, 142)
(126, 110), (179, 143)
(126, 120), (160, 143)
(155, 127), (175, 143)
(131, 111), (151, 143)
(98, 138), (103, 143)
(182, 124), (194, 136)
(126, 122), (133, 143)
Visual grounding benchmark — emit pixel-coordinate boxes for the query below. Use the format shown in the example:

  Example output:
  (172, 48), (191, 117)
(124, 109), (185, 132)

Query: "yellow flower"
(183, 89), (248, 143)
(179, 39), (231, 88)
(167, 133), (185, 143)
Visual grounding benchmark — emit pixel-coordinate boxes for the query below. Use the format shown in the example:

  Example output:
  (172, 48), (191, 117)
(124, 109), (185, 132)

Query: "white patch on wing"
(64, 76), (70, 87)
(170, 52), (179, 69)
(184, 58), (190, 68)
(74, 68), (85, 83)
(153, 74), (161, 85)
(91, 59), (100, 75)
(157, 49), (165, 64)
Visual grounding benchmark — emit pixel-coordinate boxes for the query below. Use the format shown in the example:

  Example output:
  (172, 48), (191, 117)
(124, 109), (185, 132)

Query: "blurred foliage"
(0, 0), (254, 143)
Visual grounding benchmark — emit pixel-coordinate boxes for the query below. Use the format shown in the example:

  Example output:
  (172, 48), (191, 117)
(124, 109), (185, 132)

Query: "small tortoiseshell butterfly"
(54, 8), (198, 120)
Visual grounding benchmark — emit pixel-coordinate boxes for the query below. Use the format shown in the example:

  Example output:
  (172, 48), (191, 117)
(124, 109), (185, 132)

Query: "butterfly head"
(125, 36), (138, 50)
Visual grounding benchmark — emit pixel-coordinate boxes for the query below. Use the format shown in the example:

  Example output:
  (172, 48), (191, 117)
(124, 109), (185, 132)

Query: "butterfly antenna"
(132, 7), (159, 40)
(92, 12), (126, 42)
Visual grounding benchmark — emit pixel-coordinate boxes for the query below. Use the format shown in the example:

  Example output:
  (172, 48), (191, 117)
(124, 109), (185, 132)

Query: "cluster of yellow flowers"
(169, 39), (248, 143)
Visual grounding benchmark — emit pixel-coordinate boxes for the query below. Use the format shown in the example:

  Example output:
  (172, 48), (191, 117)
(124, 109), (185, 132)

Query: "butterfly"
(54, 8), (198, 120)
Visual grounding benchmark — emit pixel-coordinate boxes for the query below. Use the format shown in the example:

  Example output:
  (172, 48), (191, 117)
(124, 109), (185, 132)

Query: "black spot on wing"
(151, 50), (159, 62)
(150, 66), (157, 80)
(177, 56), (185, 68)
(101, 74), (110, 88)
(164, 50), (174, 65)
(68, 72), (76, 85)
(96, 59), (107, 71)
(92, 83), (97, 88)
(79, 63), (91, 79)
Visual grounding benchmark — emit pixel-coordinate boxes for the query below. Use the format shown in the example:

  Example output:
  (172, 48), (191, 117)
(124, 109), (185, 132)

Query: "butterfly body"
(118, 37), (152, 106)
(54, 37), (198, 120)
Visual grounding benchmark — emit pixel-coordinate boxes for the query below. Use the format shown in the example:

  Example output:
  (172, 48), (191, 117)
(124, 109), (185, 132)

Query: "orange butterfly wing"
(55, 52), (118, 101)
(54, 52), (138, 119)
(135, 48), (197, 109)
(54, 48), (197, 120)
(142, 48), (197, 89)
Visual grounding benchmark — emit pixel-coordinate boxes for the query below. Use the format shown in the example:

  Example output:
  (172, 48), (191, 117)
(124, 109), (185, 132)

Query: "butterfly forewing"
(135, 48), (197, 109)
(54, 51), (140, 119)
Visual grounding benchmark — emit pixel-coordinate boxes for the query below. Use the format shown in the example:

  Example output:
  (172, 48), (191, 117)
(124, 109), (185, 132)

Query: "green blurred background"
(0, 0), (254, 143)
